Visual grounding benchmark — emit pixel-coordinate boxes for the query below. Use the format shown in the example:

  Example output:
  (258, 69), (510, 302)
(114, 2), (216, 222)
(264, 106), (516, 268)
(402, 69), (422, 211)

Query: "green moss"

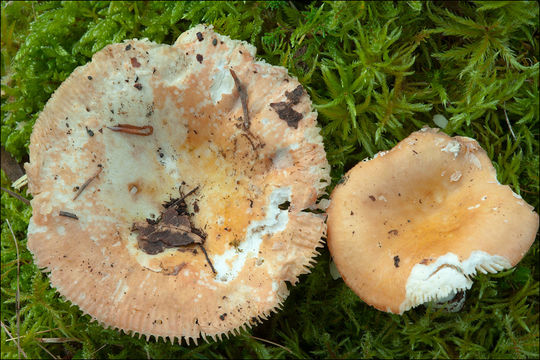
(1, 1), (538, 358)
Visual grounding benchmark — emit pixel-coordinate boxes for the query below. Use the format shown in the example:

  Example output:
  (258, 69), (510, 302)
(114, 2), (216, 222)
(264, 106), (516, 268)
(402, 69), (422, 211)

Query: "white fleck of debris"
(466, 153), (482, 169)
(130, 185), (138, 195)
(433, 114), (448, 129)
(373, 150), (389, 159)
(481, 195), (487, 201)
(504, 219), (508, 223)
(217, 216), (224, 225)
(467, 204), (480, 210)
(407, 138), (418, 146)
(378, 195), (387, 202)
(492, 207), (498, 211)
(434, 137), (445, 146)
(441, 141), (461, 158)
(441, 170), (446, 177)
(449, 171), (462, 182)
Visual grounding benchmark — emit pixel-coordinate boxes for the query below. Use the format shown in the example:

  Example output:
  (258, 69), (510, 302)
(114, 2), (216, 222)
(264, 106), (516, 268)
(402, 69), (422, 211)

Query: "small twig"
(229, 69), (250, 130)
(0, 321), (28, 359)
(503, 101), (517, 141)
(36, 337), (82, 343)
(6, 219), (22, 360)
(241, 133), (257, 152)
(1, 187), (31, 206)
(73, 166), (103, 200)
(248, 335), (294, 355)
(34, 341), (58, 360)
(107, 124), (153, 136)
(229, 68), (264, 151)
(59, 211), (79, 220)
(165, 186), (199, 209)
(198, 244), (216, 274)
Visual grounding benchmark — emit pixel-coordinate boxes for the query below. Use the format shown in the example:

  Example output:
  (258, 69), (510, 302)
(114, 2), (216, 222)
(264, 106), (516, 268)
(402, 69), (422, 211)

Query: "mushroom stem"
(431, 290), (466, 313)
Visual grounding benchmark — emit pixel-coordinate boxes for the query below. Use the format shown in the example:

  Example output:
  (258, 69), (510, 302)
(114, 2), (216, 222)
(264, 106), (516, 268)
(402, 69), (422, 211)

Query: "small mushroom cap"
(25, 24), (330, 342)
(327, 128), (539, 314)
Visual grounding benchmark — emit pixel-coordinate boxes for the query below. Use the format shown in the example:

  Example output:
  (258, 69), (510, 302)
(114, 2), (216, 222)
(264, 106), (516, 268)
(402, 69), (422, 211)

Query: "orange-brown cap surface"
(25, 24), (330, 342)
(327, 127), (538, 314)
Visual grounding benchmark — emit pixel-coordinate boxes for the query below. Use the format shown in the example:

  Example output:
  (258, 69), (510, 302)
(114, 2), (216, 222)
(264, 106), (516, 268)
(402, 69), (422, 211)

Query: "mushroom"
(25, 24), (330, 342)
(327, 127), (538, 314)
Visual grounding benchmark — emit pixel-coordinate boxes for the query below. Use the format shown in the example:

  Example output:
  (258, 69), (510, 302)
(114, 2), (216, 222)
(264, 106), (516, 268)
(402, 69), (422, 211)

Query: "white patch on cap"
(449, 171), (462, 182)
(399, 251), (511, 313)
(441, 141), (461, 158)
(272, 147), (294, 170)
(113, 279), (129, 304)
(212, 187), (291, 283)
(434, 137), (445, 146)
(373, 150), (389, 159)
(466, 152), (482, 169)
(209, 60), (235, 103)
(28, 221), (49, 234)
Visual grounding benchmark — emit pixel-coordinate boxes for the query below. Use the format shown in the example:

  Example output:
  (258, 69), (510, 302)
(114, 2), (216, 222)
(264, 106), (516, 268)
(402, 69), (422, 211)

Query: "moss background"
(1, 1), (538, 358)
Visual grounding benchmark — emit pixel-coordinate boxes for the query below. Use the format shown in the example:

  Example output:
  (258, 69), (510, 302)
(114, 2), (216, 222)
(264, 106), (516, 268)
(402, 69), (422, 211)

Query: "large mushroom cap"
(25, 24), (330, 342)
(327, 127), (538, 314)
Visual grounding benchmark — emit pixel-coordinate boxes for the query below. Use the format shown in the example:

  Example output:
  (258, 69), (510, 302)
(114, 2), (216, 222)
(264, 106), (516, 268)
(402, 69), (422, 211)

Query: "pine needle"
(6, 219), (24, 360)
(247, 335), (294, 355)
(503, 101), (517, 140)
(34, 342), (58, 360)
